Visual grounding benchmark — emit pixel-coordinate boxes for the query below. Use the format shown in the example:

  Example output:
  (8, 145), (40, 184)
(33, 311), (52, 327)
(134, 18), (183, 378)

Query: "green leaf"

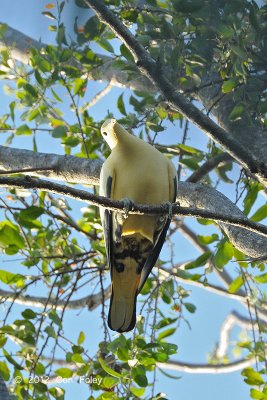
(242, 367), (265, 386)
(155, 352), (168, 362)
(21, 309), (37, 319)
(184, 251), (212, 269)
(197, 234), (219, 245)
(214, 242), (234, 270)
(250, 389), (267, 400)
(49, 386), (65, 400)
(74, 78), (86, 96)
(0, 270), (24, 285)
(45, 325), (57, 338)
(102, 376), (119, 389)
(146, 122), (165, 132)
(132, 366), (148, 387)
(35, 362), (45, 376)
(228, 276), (243, 294)
(78, 331), (85, 345)
(24, 83), (38, 98)
(160, 342), (178, 355)
(130, 387), (146, 397)
(52, 126), (68, 138)
(120, 44), (135, 62)
(71, 354), (84, 364)
(55, 368), (73, 378)
(158, 328), (176, 340)
(250, 204), (267, 222)
(98, 358), (121, 378)
(222, 77), (239, 93)
(49, 310), (62, 327)
(20, 206), (44, 220)
(229, 104), (245, 121)
(179, 144), (200, 154)
(117, 93), (126, 116)
(3, 349), (24, 370)
(63, 136), (80, 147)
(243, 183), (260, 215)
(184, 302), (196, 313)
(84, 16), (100, 39)
(42, 11), (56, 20)
(97, 38), (114, 53)
(16, 124), (32, 136)
(51, 89), (63, 102)
(0, 361), (10, 381)
(56, 23), (68, 46)
(254, 274), (267, 284)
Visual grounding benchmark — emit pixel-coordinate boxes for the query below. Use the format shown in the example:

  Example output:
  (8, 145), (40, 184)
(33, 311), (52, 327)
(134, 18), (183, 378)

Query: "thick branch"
(0, 377), (12, 400)
(42, 355), (255, 375)
(84, 0), (266, 187)
(0, 176), (267, 244)
(0, 147), (266, 256)
(0, 145), (102, 185)
(158, 358), (255, 374)
(2, 23), (267, 185)
(0, 23), (153, 91)
(0, 150), (267, 257)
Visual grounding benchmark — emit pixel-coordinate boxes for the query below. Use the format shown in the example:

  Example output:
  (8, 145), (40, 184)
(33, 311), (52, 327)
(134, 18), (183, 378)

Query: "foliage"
(0, 0), (266, 399)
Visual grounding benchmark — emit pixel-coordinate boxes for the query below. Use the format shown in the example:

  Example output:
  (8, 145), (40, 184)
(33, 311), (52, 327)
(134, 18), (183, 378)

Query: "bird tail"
(108, 256), (141, 332)
(108, 288), (138, 332)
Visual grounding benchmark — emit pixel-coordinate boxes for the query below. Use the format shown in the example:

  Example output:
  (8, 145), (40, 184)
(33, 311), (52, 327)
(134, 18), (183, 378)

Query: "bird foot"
(161, 201), (174, 220)
(121, 198), (134, 219)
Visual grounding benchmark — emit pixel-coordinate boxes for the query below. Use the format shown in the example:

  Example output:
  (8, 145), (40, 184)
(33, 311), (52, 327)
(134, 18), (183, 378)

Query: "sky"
(0, 1), (261, 399)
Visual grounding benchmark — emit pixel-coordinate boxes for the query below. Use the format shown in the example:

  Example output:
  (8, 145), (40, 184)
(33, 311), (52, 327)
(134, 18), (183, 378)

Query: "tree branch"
(41, 355), (255, 375)
(84, 0), (266, 187)
(0, 145), (102, 185)
(0, 285), (111, 311)
(216, 311), (257, 359)
(158, 358), (255, 374)
(187, 153), (233, 183)
(0, 376), (12, 400)
(0, 175), (267, 243)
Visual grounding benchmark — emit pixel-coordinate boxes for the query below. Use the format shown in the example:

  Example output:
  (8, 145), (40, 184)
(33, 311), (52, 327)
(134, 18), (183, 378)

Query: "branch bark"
(0, 145), (102, 185)
(0, 285), (111, 311)
(2, 22), (266, 187)
(1, 175), (267, 247)
(158, 358), (255, 374)
(84, 0), (267, 187)
(0, 376), (12, 400)
(0, 147), (267, 257)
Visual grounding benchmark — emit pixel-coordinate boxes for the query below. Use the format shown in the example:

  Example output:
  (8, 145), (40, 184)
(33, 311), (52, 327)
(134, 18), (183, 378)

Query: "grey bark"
(0, 146), (266, 258)
(0, 145), (102, 185)
(198, 76), (267, 179)
(0, 376), (12, 400)
(2, 23), (266, 188)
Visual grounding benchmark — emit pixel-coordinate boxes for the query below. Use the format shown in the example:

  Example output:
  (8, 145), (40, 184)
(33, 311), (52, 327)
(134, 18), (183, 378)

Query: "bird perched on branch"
(100, 119), (177, 332)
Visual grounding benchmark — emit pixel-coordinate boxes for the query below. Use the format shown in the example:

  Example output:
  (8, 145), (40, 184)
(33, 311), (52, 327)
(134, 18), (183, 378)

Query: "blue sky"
(0, 1), (259, 399)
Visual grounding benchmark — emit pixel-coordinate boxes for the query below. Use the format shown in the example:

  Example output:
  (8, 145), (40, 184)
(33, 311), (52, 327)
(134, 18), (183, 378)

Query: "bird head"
(101, 119), (119, 149)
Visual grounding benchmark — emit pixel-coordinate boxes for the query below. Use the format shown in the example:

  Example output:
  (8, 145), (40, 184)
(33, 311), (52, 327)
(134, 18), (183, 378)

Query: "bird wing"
(138, 172), (177, 293)
(99, 163), (114, 271)
(100, 164), (137, 332)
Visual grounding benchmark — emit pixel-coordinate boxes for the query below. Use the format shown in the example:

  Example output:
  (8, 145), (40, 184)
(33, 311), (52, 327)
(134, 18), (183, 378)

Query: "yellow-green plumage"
(100, 119), (177, 332)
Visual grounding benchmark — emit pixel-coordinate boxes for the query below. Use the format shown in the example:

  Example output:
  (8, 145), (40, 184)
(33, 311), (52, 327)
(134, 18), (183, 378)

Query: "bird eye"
(102, 131), (108, 136)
